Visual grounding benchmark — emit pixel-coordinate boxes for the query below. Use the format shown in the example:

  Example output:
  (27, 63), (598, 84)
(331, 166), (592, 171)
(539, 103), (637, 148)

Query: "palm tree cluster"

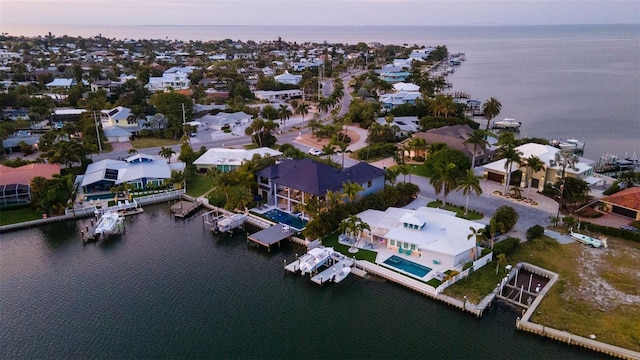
(244, 118), (278, 147)
(338, 215), (371, 252)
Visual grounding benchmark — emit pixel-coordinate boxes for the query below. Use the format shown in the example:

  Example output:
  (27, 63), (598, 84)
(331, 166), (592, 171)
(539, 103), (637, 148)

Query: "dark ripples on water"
(0, 205), (608, 359)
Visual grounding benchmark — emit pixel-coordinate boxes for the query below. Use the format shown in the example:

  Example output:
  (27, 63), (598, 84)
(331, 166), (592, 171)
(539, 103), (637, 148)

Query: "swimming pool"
(383, 255), (432, 277)
(262, 209), (308, 230)
(84, 193), (116, 201)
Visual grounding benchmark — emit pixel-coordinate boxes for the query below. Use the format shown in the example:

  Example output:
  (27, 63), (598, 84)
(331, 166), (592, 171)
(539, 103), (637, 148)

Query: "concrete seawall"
(515, 262), (640, 360)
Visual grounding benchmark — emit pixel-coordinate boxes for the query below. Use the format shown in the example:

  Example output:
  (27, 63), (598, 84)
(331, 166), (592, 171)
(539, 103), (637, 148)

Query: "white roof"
(393, 82), (420, 92)
(54, 108), (87, 115)
(193, 147), (282, 167)
(483, 143), (594, 176)
(358, 206), (483, 257)
(81, 155), (183, 187)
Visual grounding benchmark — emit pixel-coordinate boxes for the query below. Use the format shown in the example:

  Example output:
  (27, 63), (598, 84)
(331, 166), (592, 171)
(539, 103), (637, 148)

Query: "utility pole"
(93, 110), (102, 152)
(181, 103), (186, 125)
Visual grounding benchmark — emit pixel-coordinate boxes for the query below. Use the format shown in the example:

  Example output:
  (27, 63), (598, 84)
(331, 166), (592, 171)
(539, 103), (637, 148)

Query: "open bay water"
(0, 204), (608, 359)
(2, 24), (638, 159)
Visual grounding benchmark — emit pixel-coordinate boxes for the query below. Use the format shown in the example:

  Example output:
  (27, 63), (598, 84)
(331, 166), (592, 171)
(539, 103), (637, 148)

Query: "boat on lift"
(299, 247), (334, 275)
(93, 210), (125, 240)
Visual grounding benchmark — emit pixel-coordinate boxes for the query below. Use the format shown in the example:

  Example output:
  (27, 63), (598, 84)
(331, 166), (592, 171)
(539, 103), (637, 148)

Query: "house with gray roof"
(79, 154), (185, 194)
(256, 158), (385, 215)
(193, 147), (282, 172)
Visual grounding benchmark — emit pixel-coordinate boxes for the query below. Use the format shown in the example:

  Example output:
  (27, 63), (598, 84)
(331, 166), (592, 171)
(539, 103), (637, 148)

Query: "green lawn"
(186, 174), (214, 197)
(427, 200), (484, 220)
(0, 206), (43, 226)
(443, 235), (640, 352)
(131, 138), (180, 149)
(410, 164), (433, 177)
(321, 231), (377, 262)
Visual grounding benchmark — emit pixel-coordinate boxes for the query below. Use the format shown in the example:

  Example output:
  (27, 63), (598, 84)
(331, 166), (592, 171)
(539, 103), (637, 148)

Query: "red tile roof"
(602, 187), (640, 210)
(0, 164), (61, 186)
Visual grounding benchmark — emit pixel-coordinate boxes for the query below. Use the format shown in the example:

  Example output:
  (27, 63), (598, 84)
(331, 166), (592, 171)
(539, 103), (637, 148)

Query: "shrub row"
(356, 143), (397, 160)
(579, 221), (640, 243)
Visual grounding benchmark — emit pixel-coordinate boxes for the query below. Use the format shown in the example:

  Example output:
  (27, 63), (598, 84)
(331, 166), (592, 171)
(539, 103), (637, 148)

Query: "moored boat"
(492, 118), (521, 130)
(93, 211), (125, 240)
(332, 266), (352, 283)
(299, 247), (334, 275)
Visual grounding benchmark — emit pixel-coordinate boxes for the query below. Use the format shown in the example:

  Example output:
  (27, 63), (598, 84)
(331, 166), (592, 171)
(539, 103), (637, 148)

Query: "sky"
(0, 0), (638, 27)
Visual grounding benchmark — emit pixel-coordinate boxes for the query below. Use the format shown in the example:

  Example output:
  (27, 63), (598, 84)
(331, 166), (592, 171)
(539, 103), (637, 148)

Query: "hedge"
(493, 237), (520, 256)
(579, 221), (640, 243)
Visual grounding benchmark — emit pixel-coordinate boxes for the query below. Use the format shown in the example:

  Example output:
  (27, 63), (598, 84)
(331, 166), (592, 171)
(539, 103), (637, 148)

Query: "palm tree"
(342, 180), (363, 203)
(523, 155), (544, 199)
(429, 162), (459, 207)
(325, 190), (343, 209)
(47, 140), (84, 168)
(336, 141), (350, 169)
(482, 97), (502, 131)
(457, 169), (483, 214)
(495, 253), (507, 275)
(127, 147), (138, 155)
(278, 104), (292, 130)
(385, 167), (400, 185)
(228, 185), (253, 212)
(321, 143), (335, 160)
(463, 129), (492, 169)
(467, 226), (485, 261)
(295, 102), (310, 127)
(398, 164), (411, 183)
(159, 146), (176, 163)
(495, 133), (522, 195)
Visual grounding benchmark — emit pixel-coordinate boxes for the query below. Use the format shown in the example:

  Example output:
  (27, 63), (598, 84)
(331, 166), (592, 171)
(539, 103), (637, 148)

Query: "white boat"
(493, 118), (522, 130)
(93, 211), (124, 239)
(570, 232), (605, 248)
(299, 247), (334, 275)
(215, 213), (247, 233)
(332, 266), (352, 283)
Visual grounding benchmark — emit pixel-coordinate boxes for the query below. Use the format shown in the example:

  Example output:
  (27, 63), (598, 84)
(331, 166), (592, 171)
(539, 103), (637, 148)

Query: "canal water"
(1, 204), (607, 359)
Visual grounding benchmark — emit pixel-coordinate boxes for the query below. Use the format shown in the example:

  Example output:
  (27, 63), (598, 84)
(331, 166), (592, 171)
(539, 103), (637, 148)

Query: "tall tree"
(159, 146), (176, 163)
(467, 226), (485, 261)
(457, 169), (483, 214)
(495, 133), (522, 195)
(429, 161), (459, 207)
(295, 102), (310, 126)
(278, 104), (292, 130)
(523, 155), (544, 199)
(482, 97), (502, 131)
(463, 129), (492, 169)
(342, 180), (364, 203)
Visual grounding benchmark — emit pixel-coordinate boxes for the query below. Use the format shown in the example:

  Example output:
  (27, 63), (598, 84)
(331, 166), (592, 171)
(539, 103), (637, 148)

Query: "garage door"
(487, 172), (504, 183)
(611, 205), (637, 219)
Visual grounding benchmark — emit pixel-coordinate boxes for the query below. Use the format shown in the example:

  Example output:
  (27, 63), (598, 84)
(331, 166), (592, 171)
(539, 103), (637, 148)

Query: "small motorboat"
(332, 266), (352, 283)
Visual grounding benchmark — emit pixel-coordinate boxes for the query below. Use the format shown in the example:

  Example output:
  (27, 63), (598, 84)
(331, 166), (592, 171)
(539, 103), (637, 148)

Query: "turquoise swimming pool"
(84, 193), (116, 201)
(383, 255), (432, 277)
(262, 209), (307, 230)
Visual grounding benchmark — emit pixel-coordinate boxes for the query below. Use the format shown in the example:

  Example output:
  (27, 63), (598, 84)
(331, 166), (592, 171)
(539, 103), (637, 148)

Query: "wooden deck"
(171, 200), (202, 218)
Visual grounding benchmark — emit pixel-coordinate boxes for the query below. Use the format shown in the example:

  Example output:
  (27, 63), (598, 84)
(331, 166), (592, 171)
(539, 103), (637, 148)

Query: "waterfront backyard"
(444, 233), (640, 352)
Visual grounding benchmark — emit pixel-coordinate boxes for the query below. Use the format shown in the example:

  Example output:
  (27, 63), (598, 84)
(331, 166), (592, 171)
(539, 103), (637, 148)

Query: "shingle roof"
(0, 164), (61, 186)
(257, 159), (384, 196)
(602, 187), (640, 211)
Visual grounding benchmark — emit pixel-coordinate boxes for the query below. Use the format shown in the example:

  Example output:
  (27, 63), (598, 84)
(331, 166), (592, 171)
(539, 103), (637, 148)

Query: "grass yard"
(427, 200), (484, 220)
(131, 138), (180, 149)
(444, 234), (640, 352)
(0, 206), (43, 226)
(186, 174), (214, 197)
(321, 232), (377, 263)
(410, 164), (433, 177)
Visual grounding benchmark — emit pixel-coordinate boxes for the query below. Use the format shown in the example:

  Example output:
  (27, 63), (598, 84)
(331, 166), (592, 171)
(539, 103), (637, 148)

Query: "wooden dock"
(171, 200), (202, 218)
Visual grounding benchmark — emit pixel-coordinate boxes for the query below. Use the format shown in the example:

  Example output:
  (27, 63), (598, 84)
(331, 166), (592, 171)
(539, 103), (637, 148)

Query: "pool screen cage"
(0, 183), (31, 206)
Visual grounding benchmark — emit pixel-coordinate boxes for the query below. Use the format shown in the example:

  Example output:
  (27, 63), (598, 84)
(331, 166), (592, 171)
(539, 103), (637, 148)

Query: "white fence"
(435, 252), (493, 294)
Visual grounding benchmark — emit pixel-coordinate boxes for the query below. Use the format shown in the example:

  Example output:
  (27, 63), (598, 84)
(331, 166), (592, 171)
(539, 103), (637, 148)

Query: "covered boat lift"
(247, 224), (295, 251)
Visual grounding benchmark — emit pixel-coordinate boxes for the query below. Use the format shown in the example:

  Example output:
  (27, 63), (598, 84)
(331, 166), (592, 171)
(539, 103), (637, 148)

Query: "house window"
(404, 223), (408, 228)
(367, 180), (372, 188)
(410, 244), (416, 250)
(390, 240), (395, 246)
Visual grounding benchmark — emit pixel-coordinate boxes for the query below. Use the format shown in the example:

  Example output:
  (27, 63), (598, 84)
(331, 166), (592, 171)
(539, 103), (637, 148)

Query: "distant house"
(599, 187), (640, 220)
(392, 82), (420, 93)
(2, 108), (30, 121)
(196, 112), (253, 131)
(408, 125), (494, 166)
(2, 131), (40, 154)
(0, 163), (60, 206)
(79, 154), (185, 194)
(256, 158), (385, 214)
(100, 106), (137, 130)
(193, 147), (283, 172)
(379, 71), (410, 84)
(103, 126), (133, 143)
(379, 92), (422, 110)
(45, 78), (77, 89)
(375, 116), (420, 136)
(146, 71), (191, 92)
(274, 71), (302, 85)
(90, 80), (123, 96)
(483, 143), (598, 190)
(355, 206), (482, 270)
(253, 89), (303, 102)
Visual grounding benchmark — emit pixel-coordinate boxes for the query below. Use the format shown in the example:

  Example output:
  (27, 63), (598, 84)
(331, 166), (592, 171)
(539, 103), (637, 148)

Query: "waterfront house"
(193, 147), (283, 172)
(375, 116), (420, 136)
(599, 187), (640, 221)
(379, 92), (422, 110)
(355, 206), (483, 268)
(79, 154), (185, 194)
(0, 163), (60, 206)
(256, 158), (385, 214)
(483, 143), (598, 190)
(404, 125), (494, 166)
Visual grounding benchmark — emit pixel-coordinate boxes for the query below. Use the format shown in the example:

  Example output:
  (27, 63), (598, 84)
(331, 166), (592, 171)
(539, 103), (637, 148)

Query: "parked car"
(308, 148), (322, 156)
(620, 225), (639, 232)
